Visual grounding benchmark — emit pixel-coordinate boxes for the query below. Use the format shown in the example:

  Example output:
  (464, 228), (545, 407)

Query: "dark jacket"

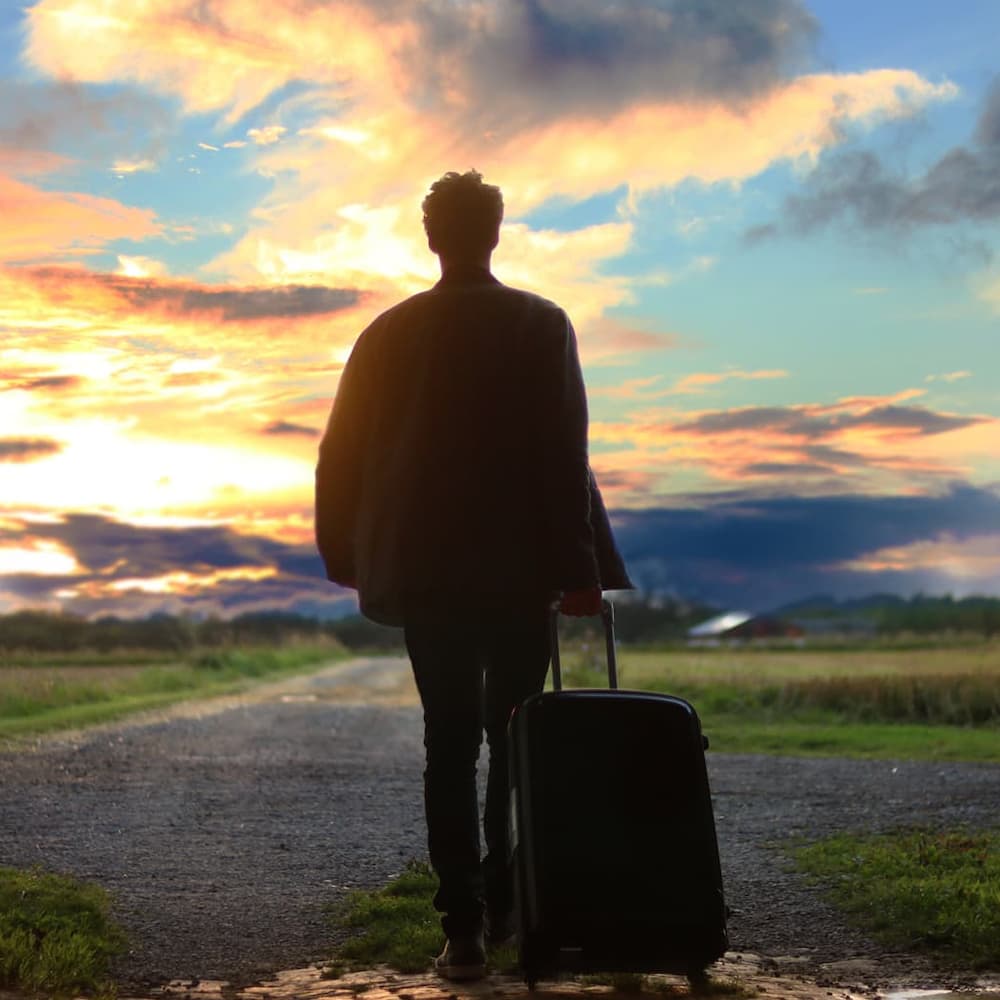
(315, 265), (631, 625)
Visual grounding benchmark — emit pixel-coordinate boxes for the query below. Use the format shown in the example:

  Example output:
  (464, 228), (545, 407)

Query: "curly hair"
(421, 170), (504, 260)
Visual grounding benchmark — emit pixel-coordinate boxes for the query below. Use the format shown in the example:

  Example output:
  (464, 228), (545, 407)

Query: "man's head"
(422, 170), (504, 266)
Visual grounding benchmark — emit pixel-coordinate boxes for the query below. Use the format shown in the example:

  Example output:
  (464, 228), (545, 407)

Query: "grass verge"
(793, 828), (1000, 968)
(324, 862), (443, 976)
(0, 866), (126, 997)
(0, 644), (345, 740)
(324, 861), (517, 978)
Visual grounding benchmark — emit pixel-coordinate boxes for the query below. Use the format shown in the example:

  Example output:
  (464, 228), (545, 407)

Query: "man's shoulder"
(482, 282), (572, 335)
(496, 281), (565, 313)
(351, 289), (435, 351)
(364, 288), (436, 328)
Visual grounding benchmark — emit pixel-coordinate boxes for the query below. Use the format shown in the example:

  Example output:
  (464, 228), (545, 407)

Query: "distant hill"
(770, 593), (905, 619)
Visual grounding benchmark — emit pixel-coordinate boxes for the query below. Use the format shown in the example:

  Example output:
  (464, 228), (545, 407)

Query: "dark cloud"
(974, 75), (1000, 146)
(12, 514), (322, 580)
(261, 420), (319, 437)
(673, 404), (981, 438)
(674, 406), (803, 434)
(0, 373), (83, 393)
(0, 571), (354, 621)
(847, 405), (976, 434)
(743, 462), (833, 477)
(0, 80), (169, 172)
(18, 375), (83, 392)
(21, 267), (361, 320)
(399, 0), (817, 131)
(751, 76), (1000, 241)
(613, 483), (1000, 609)
(0, 513), (340, 617)
(143, 284), (359, 321)
(0, 437), (62, 462)
(4, 486), (999, 616)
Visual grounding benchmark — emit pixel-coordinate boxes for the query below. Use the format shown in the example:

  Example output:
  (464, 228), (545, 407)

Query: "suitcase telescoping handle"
(549, 597), (618, 692)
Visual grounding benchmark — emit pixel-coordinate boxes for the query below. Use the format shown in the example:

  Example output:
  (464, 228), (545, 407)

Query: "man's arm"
(536, 309), (601, 606)
(314, 336), (371, 587)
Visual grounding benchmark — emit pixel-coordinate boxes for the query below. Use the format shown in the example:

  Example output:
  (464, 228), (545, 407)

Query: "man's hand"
(558, 587), (602, 617)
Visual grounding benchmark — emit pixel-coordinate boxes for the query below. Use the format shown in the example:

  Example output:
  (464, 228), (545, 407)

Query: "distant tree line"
(872, 595), (1000, 637)
(0, 609), (402, 654)
(777, 593), (1000, 637)
(1, 593), (998, 653)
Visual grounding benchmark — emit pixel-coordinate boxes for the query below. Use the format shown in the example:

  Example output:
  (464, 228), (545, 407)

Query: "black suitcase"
(507, 600), (728, 988)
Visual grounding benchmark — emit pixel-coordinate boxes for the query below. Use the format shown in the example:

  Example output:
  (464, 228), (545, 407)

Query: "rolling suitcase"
(507, 599), (728, 988)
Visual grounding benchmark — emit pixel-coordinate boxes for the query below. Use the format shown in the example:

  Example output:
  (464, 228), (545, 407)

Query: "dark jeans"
(404, 608), (551, 938)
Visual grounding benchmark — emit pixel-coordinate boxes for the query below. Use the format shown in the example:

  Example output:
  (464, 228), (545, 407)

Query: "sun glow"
(106, 565), (277, 596)
(0, 541), (80, 576)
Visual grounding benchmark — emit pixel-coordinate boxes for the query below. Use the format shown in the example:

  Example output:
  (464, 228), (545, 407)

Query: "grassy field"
(561, 641), (1000, 762)
(794, 828), (1000, 968)
(5, 637), (1000, 759)
(0, 643), (345, 740)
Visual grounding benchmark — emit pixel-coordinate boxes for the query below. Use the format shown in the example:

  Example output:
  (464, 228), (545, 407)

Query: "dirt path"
(1, 656), (997, 993)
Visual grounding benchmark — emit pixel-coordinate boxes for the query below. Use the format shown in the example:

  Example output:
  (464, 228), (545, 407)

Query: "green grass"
(324, 861), (517, 978)
(325, 861), (443, 976)
(0, 644), (345, 740)
(325, 866), (752, 989)
(0, 866), (126, 996)
(793, 828), (1000, 969)
(560, 642), (1000, 762)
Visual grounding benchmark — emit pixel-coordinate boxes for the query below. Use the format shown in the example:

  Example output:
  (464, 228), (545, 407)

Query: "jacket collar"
(434, 264), (500, 289)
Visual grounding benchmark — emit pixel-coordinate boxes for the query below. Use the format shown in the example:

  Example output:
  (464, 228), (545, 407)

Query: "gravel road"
(1, 656), (997, 992)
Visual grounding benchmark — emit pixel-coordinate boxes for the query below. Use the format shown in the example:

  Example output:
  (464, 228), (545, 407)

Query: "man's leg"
(404, 619), (486, 939)
(481, 608), (551, 931)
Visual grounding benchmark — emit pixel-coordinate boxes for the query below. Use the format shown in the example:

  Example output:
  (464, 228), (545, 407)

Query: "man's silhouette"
(315, 170), (630, 980)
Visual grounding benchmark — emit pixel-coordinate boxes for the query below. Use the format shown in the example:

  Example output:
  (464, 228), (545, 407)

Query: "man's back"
(316, 265), (598, 624)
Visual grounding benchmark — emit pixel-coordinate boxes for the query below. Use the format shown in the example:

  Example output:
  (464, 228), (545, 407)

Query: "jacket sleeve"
(314, 334), (372, 585)
(588, 469), (634, 590)
(537, 310), (601, 591)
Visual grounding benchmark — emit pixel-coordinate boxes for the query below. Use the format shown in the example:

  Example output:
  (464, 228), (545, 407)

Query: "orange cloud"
(487, 71), (956, 209)
(0, 173), (159, 262)
(25, 0), (392, 123)
(834, 533), (1000, 582)
(25, 2), (954, 304)
(590, 394), (1000, 505)
(226, 68), (951, 319)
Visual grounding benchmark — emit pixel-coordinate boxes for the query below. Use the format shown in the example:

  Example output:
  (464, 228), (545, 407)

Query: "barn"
(687, 611), (804, 644)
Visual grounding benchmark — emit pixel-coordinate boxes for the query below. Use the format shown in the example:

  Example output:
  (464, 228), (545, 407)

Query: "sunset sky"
(2, 0), (999, 619)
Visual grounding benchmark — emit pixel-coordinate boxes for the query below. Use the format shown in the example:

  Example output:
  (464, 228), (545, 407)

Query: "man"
(315, 170), (630, 981)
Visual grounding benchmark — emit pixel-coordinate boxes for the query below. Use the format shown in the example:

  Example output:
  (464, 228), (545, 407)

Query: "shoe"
(485, 908), (515, 947)
(434, 932), (487, 981)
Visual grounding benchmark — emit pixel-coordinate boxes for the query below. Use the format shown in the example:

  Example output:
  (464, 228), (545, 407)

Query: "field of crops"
(561, 640), (1000, 761)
